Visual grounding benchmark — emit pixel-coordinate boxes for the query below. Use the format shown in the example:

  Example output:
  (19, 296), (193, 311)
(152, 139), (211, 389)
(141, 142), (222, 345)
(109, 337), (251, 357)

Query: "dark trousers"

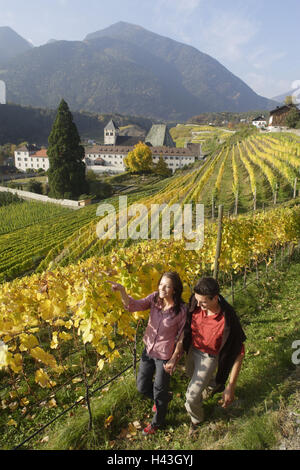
(137, 348), (171, 427)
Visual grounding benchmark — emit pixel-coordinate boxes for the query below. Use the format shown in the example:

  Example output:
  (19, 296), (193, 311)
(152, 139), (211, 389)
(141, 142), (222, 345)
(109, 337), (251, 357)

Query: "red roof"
(31, 148), (48, 158)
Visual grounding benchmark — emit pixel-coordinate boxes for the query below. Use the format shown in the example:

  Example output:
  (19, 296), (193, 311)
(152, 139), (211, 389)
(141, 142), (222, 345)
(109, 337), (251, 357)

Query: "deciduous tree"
(124, 142), (153, 173)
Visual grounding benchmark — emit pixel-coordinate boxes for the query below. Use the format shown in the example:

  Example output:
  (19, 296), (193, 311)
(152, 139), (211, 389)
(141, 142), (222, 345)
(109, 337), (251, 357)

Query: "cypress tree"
(155, 155), (172, 176)
(48, 99), (88, 199)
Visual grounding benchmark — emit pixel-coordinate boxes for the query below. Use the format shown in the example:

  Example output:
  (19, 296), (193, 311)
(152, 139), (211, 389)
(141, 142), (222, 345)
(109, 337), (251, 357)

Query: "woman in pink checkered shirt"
(110, 271), (187, 435)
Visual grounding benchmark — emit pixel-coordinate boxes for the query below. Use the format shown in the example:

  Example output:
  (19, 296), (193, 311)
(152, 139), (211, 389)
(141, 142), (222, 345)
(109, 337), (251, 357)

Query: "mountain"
(0, 22), (277, 120)
(0, 26), (33, 63)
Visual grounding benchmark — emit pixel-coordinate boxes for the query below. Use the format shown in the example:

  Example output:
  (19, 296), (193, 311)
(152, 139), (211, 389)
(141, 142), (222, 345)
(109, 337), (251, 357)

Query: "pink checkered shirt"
(127, 291), (187, 360)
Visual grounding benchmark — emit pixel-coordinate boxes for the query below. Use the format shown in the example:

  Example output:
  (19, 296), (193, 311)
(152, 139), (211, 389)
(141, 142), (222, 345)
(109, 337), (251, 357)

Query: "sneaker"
(142, 423), (159, 436)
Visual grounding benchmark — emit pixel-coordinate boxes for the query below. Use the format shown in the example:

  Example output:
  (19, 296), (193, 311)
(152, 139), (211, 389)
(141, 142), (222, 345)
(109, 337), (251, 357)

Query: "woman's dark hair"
(193, 277), (220, 299)
(155, 271), (184, 315)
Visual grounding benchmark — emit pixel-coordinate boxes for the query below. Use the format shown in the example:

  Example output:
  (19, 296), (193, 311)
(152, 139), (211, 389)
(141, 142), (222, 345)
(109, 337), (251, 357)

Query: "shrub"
(0, 191), (23, 207)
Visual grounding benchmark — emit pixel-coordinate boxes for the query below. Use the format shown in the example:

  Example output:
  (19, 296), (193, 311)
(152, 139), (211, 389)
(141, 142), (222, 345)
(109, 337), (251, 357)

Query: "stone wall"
(0, 185), (81, 208)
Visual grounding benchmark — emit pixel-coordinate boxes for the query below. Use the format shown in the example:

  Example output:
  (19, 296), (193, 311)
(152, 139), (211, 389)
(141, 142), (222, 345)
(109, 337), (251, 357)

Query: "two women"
(111, 274), (246, 436)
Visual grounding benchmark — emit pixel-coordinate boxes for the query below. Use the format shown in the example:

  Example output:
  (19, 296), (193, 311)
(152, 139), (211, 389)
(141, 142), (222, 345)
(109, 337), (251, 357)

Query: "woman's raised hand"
(107, 280), (129, 307)
(107, 280), (125, 292)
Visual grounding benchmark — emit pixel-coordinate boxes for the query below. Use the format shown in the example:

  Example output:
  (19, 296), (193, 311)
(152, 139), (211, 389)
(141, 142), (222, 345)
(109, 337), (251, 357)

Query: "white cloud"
(159, 0), (203, 14)
(243, 72), (292, 98)
(249, 47), (286, 70)
(152, 0), (204, 45)
(201, 11), (260, 63)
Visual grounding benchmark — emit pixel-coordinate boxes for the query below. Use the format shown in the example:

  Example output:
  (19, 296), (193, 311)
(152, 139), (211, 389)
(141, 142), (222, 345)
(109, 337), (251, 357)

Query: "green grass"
(19, 248), (299, 451)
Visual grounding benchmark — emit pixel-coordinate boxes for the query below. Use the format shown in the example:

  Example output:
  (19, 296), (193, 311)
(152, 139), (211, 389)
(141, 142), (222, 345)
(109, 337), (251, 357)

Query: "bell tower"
(104, 119), (119, 145)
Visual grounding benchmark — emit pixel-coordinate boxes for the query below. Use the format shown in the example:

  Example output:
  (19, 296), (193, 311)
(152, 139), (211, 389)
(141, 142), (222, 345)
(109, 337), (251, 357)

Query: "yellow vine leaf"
(35, 369), (51, 388)
(31, 347), (57, 369)
(7, 353), (23, 373)
(20, 397), (29, 406)
(59, 331), (72, 342)
(50, 332), (59, 349)
(7, 419), (18, 427)
(19, 334), (39, 352)
(97, 359), (105, 370)
(104, 415), (114, 428)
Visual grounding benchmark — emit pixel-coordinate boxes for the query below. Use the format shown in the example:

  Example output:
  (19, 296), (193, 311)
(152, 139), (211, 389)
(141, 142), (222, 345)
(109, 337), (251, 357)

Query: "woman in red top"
(110, 271), (187, 435)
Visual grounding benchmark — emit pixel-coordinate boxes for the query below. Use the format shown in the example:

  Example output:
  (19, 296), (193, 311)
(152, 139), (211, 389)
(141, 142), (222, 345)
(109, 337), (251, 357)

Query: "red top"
(191, 306), (225, 356)
(191, 306), (245, 357)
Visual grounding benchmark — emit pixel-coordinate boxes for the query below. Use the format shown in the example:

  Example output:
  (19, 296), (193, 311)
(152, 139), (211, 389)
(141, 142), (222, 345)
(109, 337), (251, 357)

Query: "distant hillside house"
(268, 104), (300, 127)
(14, 145), (49, 172)
(252, 116), (267, 128)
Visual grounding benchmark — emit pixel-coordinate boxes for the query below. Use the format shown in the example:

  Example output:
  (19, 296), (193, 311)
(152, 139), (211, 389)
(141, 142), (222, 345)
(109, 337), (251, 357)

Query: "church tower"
(104, 119), (119, 145)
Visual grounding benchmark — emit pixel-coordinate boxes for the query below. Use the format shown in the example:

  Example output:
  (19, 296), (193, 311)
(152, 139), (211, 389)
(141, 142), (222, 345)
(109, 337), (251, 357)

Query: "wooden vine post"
(81, 353), (93, 431)
(274, 183), (279, 205)
(253, 188), (257, 211)
(293, 177), (298, 199)
(213, 205), (224, 281)
(234, 191), (238, 216)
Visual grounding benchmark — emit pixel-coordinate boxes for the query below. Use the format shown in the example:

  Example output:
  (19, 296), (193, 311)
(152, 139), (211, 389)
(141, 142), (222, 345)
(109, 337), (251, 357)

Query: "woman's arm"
(108, 281), (153, 311)
(163, 331), (184, 375)
(108, 281), (131, 308)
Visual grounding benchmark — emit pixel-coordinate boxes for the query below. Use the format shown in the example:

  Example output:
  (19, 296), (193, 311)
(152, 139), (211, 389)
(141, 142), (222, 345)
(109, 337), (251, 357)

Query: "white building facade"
(14, 121), (200, 174)
(84, 145), (197, 174)
(14, 146), (49, 172)
(252, 116), (267, 128)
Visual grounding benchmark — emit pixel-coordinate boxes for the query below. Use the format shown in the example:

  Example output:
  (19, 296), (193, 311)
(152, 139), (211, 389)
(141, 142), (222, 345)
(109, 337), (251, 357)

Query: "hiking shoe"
(142, 423), (159, 436)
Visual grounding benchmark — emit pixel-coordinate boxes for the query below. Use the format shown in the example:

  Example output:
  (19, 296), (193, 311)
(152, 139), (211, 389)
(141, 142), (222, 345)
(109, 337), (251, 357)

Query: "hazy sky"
(0, 0), (299, 98)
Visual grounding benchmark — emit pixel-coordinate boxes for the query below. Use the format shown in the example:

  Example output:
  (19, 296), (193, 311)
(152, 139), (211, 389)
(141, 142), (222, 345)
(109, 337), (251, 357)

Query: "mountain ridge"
(0, 26), (33, 63)
(0, 22), (278, 120)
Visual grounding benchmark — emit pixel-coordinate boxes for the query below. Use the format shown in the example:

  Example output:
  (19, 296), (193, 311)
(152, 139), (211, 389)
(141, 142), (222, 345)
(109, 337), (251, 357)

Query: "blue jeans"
(137, 348), (171, 427)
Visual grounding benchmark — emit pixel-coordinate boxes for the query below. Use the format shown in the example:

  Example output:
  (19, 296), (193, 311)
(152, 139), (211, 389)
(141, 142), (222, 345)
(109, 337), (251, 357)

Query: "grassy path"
(38, 249), (300, 451)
